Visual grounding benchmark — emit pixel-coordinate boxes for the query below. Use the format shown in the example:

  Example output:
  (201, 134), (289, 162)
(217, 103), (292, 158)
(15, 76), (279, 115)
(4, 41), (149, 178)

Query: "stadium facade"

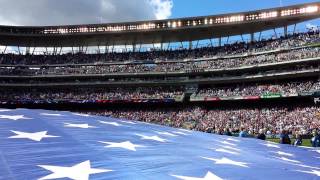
(0, 2), (319, 47)
(2, 3), (320, 180)
(0, 2), (319, 135)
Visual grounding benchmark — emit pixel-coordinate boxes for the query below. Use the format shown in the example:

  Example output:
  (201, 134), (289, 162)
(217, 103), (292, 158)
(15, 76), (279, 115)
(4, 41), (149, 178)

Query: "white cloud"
(149, 0), (173, 20)
(306, 23), (318, 30)
(0, 0), (174, 26)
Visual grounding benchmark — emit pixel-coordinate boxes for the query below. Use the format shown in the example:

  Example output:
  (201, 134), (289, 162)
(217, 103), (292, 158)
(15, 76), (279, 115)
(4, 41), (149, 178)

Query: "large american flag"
(0, 108), (319, 180)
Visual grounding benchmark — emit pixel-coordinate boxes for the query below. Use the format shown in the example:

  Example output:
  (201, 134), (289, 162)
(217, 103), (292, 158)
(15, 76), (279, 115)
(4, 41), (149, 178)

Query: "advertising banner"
(261, 93), (282, 99)
(243, 96), (260, 100)
(204, 97), (221, 101)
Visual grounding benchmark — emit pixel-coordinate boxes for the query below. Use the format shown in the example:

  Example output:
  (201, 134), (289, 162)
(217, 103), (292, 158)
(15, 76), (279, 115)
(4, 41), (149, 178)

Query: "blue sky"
(170, 0), (319, 18)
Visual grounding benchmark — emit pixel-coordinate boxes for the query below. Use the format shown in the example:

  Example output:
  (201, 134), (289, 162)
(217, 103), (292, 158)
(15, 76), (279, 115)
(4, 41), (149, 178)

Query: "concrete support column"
(273, 29), (278, 38)
(133, 44), (136, 52)
(25, 47), (30, 54)
(250, 33), (255, 43)
(32, 47), (36, 55)
(189, 41), (193, 49)
(3, 46), (7, 54)
(284, 26), (288, 37)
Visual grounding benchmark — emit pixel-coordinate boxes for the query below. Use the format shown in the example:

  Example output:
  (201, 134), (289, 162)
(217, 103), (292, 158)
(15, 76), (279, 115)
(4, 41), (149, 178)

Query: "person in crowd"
(205, 127), (214, 133)
(280, 130), (291, 145)
(293, 133), (303, 146)
(217, 128), (224, 135)
(239, 127), (248, 138)
(257, 129), (266, 140)
(311, 129), (320, 147)
(223, 128), (233, 136)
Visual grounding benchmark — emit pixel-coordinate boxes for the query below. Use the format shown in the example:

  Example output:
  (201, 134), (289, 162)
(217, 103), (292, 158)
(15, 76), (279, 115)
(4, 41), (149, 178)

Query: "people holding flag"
(311, 130), (320, 147)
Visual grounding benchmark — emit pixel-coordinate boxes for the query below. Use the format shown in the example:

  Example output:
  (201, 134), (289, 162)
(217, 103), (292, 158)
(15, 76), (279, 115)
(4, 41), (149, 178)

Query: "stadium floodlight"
(209, 18), (213, 24)
(215, 15), (244, 24)
(305, 6), (318, 13)
(260, 11), (278, 19)
(149, 23), (156, 29)
(281, 5), (318, 17)
(172, 21), (177, 28)
(79, 27), (89, 33)
(57, 28), (68, 34)
(193, 20), (197, 26)
(204, 18), (208, 25)
(230, 15), (245, 22)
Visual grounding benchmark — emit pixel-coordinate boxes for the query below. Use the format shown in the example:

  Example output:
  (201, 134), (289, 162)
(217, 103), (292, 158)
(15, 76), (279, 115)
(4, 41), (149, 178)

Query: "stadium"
(0, 1), (320, 180)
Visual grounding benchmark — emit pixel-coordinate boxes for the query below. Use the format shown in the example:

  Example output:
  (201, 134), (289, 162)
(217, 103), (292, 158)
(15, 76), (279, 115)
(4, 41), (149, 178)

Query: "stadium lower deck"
(0, 108), (319, 180)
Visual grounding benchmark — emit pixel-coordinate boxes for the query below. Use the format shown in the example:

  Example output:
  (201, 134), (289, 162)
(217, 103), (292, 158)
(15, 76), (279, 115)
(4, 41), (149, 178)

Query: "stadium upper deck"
(0, 2), (320, 47)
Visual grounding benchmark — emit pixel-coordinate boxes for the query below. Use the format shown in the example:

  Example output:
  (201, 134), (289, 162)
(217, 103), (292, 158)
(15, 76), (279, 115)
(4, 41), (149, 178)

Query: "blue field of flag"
(0, 108), (319, 180)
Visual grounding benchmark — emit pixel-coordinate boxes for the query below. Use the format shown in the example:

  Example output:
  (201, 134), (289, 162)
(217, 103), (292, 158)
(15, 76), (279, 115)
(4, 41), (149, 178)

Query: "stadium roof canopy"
(1, 2), (320, 47)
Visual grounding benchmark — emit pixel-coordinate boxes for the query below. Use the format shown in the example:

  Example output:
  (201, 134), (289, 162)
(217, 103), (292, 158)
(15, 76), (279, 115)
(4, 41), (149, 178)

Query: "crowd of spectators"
(91, 106), (320, 137)
(0, 87), (184, 101)
(1, 46), (319, 76)
(0, 30), (319, 145)
(0, 31), (320, 76)
(0, 31), (319, 66)
(1, 79), (319, 101)
(194, 80), (320, 98)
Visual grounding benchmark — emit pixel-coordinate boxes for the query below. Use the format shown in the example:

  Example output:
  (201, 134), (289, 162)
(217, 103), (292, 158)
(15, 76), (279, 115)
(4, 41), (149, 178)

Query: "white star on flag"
(41, 113), (63, 116)
(293, 164), (320, 170)
(201, 157), (249, 168)
(0, 109), (11, 112)
(99, 121), (123, 127)
(214, 148), (240, 155)
(173, 131), (188, 135)
(178, 128), (192, 133)
(262, 143), (280, 148)
(294, 164), (320, 170)
(226, 138), (240, 142)
(219, 141), (237, 146)
(99, 141), (145, 151)
(296, 170), (320, 177)
(9, 130), (59, 142)
(0, 115), (31, 121)
(276, 157), (301, 164)
(119, 120), (136, 124)
(155, 131), (178, 137)
(38, 160), (112, 180)
(273, 151), (294, 157)
(171, 171), (224, 180)
(218, 145), (241, 152)
(135, 134), (168, 142)
(64, 123), (96, 129)
(72, 113), (90, 117)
